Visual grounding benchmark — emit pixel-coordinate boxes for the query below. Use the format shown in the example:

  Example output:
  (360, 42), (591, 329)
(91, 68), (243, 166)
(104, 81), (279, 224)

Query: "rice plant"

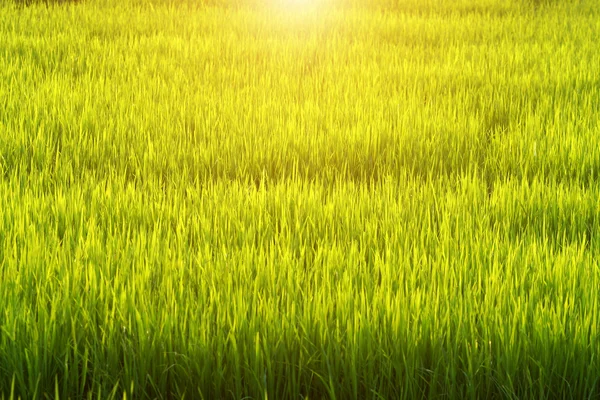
(0, 0), (599, 398)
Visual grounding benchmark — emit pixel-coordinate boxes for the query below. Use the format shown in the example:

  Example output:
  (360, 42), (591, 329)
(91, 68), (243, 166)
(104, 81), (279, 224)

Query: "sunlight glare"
(271, 0), (322, 12)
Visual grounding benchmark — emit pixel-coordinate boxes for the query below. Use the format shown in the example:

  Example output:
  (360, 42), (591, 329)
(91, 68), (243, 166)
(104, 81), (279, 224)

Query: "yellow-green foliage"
(0, 0), (599, 398)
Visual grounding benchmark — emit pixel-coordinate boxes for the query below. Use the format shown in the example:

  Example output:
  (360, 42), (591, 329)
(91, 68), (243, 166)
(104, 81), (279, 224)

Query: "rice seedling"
(0, 0), (599, 398)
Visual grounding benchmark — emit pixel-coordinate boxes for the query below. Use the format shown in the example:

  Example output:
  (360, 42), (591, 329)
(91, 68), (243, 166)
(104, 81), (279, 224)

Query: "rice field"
(1, 0), (599, 398)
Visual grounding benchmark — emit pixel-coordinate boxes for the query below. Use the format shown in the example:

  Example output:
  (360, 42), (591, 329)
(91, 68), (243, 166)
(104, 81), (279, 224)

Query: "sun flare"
(270, 0), (323, 11)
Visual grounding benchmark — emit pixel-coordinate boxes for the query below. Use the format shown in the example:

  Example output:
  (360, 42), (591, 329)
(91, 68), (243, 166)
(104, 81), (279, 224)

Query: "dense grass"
(1, 0), (600, 398)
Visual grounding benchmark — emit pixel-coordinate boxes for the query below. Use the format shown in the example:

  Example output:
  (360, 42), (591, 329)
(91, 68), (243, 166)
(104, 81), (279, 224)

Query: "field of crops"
(1, 0), (599, 398)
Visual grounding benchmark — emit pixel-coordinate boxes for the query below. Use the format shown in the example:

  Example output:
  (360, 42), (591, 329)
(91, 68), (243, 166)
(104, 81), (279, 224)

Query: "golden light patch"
(269, 0), (323, 11)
